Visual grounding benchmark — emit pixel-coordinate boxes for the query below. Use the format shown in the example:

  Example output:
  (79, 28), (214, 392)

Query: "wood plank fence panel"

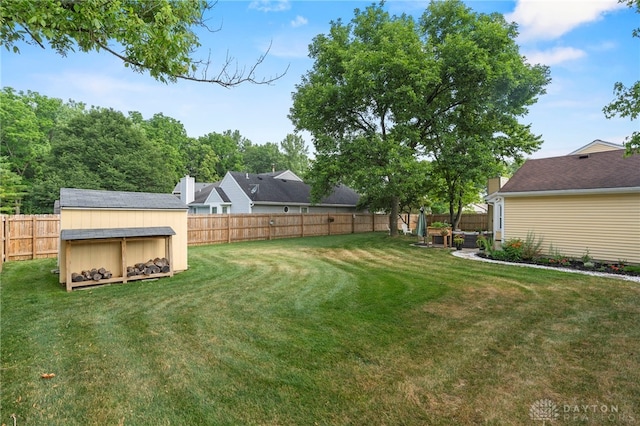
(401, 213), (488, 233)
(3, 215), (60, 261)
(188, 215), (228, 246)
(1, 215), (6, 271)
(0, 213), (392, 266)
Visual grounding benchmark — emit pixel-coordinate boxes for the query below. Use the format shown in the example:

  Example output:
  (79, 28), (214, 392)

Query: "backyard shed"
(58, 188), (188, 291)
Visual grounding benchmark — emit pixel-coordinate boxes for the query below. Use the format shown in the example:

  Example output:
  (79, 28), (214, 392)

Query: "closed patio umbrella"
(416, 207), (427, 245)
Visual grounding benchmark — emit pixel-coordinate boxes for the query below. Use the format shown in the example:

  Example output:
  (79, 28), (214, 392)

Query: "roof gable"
(500, 150), (640, 194)
(60, 188), (188, 210)
(272, 170), (303, 182)
(569, 139), (625, 155)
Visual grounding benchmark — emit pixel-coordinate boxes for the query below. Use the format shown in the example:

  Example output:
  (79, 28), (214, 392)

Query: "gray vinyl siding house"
(175, 170), (362, 214)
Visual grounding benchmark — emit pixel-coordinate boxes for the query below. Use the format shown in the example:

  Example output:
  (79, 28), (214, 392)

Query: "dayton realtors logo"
(529, 399), (559, 424)
(529, 399), (635, 424)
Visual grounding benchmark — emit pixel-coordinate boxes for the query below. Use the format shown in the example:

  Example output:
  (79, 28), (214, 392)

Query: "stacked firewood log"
(71, 268), (112, 282)
(127, 258), (170, 277)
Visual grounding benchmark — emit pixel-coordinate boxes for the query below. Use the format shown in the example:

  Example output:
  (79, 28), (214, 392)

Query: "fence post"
(300, 213), (304, 238)
(0, 215), (5, 271)
(227, 214), (231, 244)
(32, 216), (37, 260)
(5, 216), (11, 263)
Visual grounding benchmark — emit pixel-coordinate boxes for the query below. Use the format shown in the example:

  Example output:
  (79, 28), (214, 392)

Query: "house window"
(498, 204), (503, 230)
(222, 206), (228, 214)
(301, 207), (308, 214)
(211, 207), (217, 214)
(283, 206), (289, 213)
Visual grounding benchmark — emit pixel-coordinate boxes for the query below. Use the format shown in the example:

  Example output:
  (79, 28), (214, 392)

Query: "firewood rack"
(60, 226), (175, 292)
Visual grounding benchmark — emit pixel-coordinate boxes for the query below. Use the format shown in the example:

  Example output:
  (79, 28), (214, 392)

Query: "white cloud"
(263, 35), (310, 58)
(248, 0), (290, 13)
(589, 40), (617, 51)
(291, 15), (308, 28)
(505, 0), (624, 42)
(523, 46), (586, 66)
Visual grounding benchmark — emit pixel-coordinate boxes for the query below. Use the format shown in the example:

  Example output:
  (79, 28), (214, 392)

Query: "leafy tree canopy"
(290, 0), (549, 233)
(0, 156), (27, 214)
(243, 142), (284, 174)
(1, 0), (284, 86)
(2, 87), (312, 213)
(280, 134), (310, 178)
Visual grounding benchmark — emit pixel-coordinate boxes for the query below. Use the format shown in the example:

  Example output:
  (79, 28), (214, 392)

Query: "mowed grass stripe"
(1, 233), (639, 425)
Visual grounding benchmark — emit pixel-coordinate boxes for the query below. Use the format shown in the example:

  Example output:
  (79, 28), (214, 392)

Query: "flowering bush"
(548, 257), (570, 267)
(501, 238), (524, 261)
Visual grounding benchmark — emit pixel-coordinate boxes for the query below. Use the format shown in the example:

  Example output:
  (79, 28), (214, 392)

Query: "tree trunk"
(389, 195), (400, 236)
(453, 187), (464, 230)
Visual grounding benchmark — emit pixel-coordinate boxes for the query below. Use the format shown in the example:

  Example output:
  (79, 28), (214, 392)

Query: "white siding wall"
(219, 173), (252, 213)
(251, 204), (358, 214)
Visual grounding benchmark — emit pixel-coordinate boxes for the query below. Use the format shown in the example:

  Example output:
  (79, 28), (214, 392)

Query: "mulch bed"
(476, 252), (640, 277)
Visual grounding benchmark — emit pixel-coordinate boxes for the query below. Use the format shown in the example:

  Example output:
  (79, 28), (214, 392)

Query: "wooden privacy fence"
(0, 213), (487, 267)
(399, 213), (489, 232)
(188, 213), (390, 246)
(1, 215), (61, 267)
(0, 213), (390, 267)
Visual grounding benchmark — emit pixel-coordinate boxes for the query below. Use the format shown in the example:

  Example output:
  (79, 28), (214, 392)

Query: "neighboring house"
(485, 142), (640, 264)
(568, 139), (624, 155)
(172, 179), (214, 201)
(175, 170), (362, 214)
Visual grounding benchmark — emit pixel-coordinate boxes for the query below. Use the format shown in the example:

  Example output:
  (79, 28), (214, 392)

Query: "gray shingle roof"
(500, 149), (640, 193)
(228, 172), (360, 206)
(190, 184), (231, 204)
(61, 226), (175, 240)
(60, 188), (188, 210)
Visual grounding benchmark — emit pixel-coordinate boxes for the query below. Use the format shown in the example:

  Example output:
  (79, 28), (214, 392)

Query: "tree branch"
(96, 40), (288, 88)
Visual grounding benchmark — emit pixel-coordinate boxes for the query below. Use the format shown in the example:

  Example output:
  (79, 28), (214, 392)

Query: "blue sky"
(1, 0), (638, 158)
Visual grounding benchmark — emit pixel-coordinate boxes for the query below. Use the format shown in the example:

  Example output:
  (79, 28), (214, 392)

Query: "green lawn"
(1, 233), (639, 425)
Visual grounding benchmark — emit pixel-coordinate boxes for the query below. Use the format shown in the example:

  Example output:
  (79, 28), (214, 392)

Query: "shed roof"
(61, 226), (176, 241)
(500, 149), (640, 194)
(60, 188), (188, 210)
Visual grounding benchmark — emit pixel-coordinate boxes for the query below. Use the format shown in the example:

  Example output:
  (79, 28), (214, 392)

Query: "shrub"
(522, 231), (544, 260)
(477, 235), (491, 250)
(488, 249), (509, 261)
(501, 238), (524, 262)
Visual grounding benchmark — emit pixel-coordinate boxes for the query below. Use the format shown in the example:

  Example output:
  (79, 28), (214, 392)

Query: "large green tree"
(0, 87), (46, 180)
(603, 0), (639, 155)
(243, 142), (284, 174)
(197, 131), (246, 178)
(290, 1), (549, 234)
(290, 4), (429, 233)
(30, 108), (175, 212)
(0, 88), (86, 211)
(416, 0), (548, 228)
(280, 134), (310, 177)
(1, 0), (283, 86)
(130, 111), (189, 185)
(0, 156), (27, 214)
